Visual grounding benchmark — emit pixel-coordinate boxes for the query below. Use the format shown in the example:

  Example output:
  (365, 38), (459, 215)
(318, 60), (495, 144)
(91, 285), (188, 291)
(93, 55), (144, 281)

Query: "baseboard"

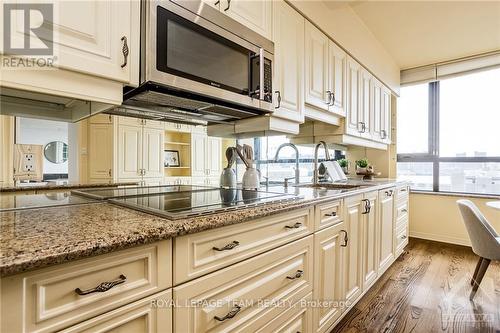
(409, 231), (471, 246)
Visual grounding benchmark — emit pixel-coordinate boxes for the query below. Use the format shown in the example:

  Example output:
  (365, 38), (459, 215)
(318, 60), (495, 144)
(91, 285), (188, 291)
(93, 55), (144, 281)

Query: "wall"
(289, 0), (400, 94)
(16, 117), (69, 175)
(410, 193), (500, 246)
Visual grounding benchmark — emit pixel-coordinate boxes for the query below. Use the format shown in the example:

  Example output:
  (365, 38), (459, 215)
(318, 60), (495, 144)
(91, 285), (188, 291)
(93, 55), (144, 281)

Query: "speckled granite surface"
(0, 179), (405, 277)
(0, 181), (139, 193)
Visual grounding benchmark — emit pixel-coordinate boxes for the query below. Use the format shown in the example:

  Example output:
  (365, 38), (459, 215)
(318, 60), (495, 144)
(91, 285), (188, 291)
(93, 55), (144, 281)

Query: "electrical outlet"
(22, 154), (35, 172)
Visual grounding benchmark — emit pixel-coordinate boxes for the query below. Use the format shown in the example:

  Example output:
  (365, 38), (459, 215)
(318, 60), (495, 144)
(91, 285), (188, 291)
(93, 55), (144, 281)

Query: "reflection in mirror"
(44, 141), (68, 164)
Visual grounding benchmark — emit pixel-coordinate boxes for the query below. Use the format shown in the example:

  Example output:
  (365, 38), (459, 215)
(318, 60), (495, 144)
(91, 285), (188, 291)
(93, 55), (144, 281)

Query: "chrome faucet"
(313, 141), (331, 185)
(274, 143), (300, 185)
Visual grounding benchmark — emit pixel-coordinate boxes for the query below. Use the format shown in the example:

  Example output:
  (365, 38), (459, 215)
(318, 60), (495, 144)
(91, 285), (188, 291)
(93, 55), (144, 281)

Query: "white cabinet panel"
(381, 86), (392, 143)
(361, 191), (379, 291)
(371, 78), (383, 141)
(88, 123), (113, 180)
(328, 42), (347, 116)
(206, 136), (221, 177)
(191, 133), (206, 178)
(345, 57), (361, 136)
(223, 0), (272, 39)
(305, 21), (329, 112)
(359, 67), (372, 140)
(272, 1), (304, 123)
(344, 194), (363, 305)
(191, 133), (221, 178)
(117, 124), (142, 179)
(378, 189), (395, 274)
(142, 127), (164, 179)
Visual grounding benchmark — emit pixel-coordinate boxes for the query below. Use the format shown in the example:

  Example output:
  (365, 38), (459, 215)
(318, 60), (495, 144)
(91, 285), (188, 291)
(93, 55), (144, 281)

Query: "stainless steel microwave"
(117, 0), (275, 125)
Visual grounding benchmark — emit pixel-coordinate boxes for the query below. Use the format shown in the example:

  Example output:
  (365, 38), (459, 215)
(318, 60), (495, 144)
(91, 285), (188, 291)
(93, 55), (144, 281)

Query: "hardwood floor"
(331, 238), (500, 333)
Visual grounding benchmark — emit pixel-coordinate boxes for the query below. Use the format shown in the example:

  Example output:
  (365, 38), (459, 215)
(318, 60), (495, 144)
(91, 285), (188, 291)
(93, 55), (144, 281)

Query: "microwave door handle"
(259, 48), (264, 101)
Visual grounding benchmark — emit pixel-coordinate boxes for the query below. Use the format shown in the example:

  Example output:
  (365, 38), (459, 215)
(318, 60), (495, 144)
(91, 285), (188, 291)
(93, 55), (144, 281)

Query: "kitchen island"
(0, 179), (409, 333)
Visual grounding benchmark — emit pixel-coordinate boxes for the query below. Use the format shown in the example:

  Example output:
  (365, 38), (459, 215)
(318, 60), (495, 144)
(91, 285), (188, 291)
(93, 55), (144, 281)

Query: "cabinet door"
(191, 133), (206, 177)
(371, 79), (383, 141)
(378, 189), (395, 274)
(381, 86), (392, 143)
(272, 1), (304, 123)
(328, 41), (346, 116)
(206, 136), (221, 177)
(117, 124), (143, 179)
(345, 57), (361, 136)
(362, 191), (379, 291)
(88, 123), (113, 180)
(359, 68), (372, 140)
(89, 114), (113, 124)
(222, 0), (272, 39)
(142, 127), (164, 179)
(344, 194), (363, 305)
(313, 222), (346, 333)
(4, 1), (137, 83)
(305, 21), (329, 111)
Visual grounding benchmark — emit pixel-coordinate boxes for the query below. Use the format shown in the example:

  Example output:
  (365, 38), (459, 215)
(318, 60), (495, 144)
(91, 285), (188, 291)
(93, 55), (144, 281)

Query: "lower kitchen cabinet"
(313, 221), (346, 333)
(343, 194), (364, 306)
(59, 290), (172, 333)
(173, 236), (313, 332)
(378, 188), (395, 274)
(361, 190), (379, 291)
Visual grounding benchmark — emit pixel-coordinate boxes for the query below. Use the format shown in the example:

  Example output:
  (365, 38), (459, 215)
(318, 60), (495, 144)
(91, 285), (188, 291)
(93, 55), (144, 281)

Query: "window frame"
(397, 80), (500, 195)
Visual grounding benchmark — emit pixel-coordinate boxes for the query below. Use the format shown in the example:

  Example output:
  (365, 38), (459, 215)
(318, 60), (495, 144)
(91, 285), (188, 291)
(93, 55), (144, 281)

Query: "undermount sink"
(294, 183), (363, 190)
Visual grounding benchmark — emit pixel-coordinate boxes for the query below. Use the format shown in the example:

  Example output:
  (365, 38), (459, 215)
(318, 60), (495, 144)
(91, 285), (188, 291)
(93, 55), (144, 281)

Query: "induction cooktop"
(71, 185), (302, 219)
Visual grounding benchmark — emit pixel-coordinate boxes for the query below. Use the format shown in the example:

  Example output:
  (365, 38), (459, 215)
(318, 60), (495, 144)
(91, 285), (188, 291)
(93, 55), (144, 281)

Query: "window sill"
(410, 190), (500, 200)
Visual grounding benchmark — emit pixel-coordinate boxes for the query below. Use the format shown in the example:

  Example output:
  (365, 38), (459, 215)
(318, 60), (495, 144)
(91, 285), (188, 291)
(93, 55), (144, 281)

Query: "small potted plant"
(338, 158), (349, 174)
(355, 158), (369, 173)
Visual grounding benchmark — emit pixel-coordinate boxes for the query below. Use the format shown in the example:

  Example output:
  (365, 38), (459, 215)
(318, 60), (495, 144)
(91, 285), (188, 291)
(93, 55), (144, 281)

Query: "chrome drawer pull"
(75, 274), (126, 296)
(285, 222), (302, 229)
(213, 241), (240, 251)
(401, 208), (408, 213)
(340, 230), (348, 247)
(325, 211), (337, 217)
(214, 305), (241, 321)
(401, 235), (407, 240)
(385, 190), (393, 196)
(286, 270), (304, 280)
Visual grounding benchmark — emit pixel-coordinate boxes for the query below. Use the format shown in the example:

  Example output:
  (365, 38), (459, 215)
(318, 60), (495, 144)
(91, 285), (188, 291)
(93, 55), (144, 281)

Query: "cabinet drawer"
(395, 224), (409, 254)
(395, 185), (409, 203)
(1, 241), (171, 333)
(173, 236), (314, 333)
(174, 208), (313, 284)
(60, 290), (172, 333)
(395, 201), (409, 221)
(315, 200), (343, 230)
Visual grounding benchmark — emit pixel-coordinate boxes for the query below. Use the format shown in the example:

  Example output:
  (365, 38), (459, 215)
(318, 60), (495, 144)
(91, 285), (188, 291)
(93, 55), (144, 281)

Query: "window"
(397, 67), (500, 195)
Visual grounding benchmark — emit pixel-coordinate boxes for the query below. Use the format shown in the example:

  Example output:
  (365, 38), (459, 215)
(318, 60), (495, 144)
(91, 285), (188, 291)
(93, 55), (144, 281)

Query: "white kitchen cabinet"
(378, 188), (395, 274)
(117, 118), (164, 181)
(343, 194), (364, 306)
(328, 42), (347, 116)
(345, 57), (361, 136)
(272, 1), (305, 123)
(359, 67), (372, 140)
(370, 78), (383, 141)
(221, 0), (272, 39)
(191, 133), (221, 178)
(381, 86), (392, 143)
(305, 21), (330, 112)
(88, 123), (113, 181)
(361, 191), (379, 291)
(313, 221), (346, 332)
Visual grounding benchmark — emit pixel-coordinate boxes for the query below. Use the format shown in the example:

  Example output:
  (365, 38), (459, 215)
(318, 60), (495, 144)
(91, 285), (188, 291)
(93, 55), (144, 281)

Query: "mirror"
(44, 141), (68, 164)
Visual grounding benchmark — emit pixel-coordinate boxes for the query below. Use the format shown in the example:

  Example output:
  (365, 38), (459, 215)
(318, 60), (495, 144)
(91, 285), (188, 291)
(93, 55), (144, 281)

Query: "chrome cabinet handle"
(214, 0), (220, 5)
(214, 305), (241, 321)
(325, 211), (337, 217)
(401, 208), (408, 213)
(325, 91), (332, 104)
(381, 129), (387, 139)
(224, 0), (231, 11)
(385, 190), (393, 197)
(401, 235), (407, 239)
(75, 274), (126, 295)
(358, 122), (364, 133)
(340, 230), (348, 247)
(108, 169), (112, 177)
(275, 91), (281, 109)
(361, 122), (366, 133)
(285, 222), (302, 229)
(120, 36), (129, 68)
(329, 92), (336, 106)
(213, 240), (239, 251)
(286, 270), (304, 280)
(361, 199), (371, 214)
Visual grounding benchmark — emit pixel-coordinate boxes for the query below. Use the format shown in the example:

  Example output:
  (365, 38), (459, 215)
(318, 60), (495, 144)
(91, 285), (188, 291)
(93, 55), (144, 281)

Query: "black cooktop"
(71, 185), (301, 219)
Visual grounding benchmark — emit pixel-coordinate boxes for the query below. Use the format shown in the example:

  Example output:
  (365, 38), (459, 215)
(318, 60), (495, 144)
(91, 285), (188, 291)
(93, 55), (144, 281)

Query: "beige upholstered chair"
(457, 200), (500, 299)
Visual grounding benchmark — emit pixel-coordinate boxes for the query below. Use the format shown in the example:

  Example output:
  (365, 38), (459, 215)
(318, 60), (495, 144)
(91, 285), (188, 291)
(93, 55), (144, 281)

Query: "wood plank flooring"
(331, 238), (500, 333)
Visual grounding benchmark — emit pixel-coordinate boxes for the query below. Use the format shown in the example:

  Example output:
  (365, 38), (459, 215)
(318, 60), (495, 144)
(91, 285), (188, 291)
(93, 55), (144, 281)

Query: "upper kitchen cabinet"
(358, 67), (373, 140)
(217, 0), (272, 39)
(381, 86), (392, 144)
(272, 1), (305, 123)
(0, 0), (139, 107)
(305, 22), (347, 124)
(370, 78), (383, 141)
(345, 57), (361, 137)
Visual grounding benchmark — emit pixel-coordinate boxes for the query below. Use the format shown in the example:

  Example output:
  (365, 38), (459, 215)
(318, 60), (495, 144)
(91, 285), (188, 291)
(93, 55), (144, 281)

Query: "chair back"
(457, 199), (499, 260)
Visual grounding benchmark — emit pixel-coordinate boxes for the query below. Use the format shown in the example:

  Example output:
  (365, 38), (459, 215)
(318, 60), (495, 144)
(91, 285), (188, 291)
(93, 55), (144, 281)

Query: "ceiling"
(336, 1), (500, 69)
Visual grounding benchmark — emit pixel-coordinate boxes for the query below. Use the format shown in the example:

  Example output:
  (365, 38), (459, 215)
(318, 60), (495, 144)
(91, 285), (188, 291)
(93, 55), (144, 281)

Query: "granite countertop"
(0, 191), (98, 211)
(0, 179), (406, 277)
(0, 181), (140, 193)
